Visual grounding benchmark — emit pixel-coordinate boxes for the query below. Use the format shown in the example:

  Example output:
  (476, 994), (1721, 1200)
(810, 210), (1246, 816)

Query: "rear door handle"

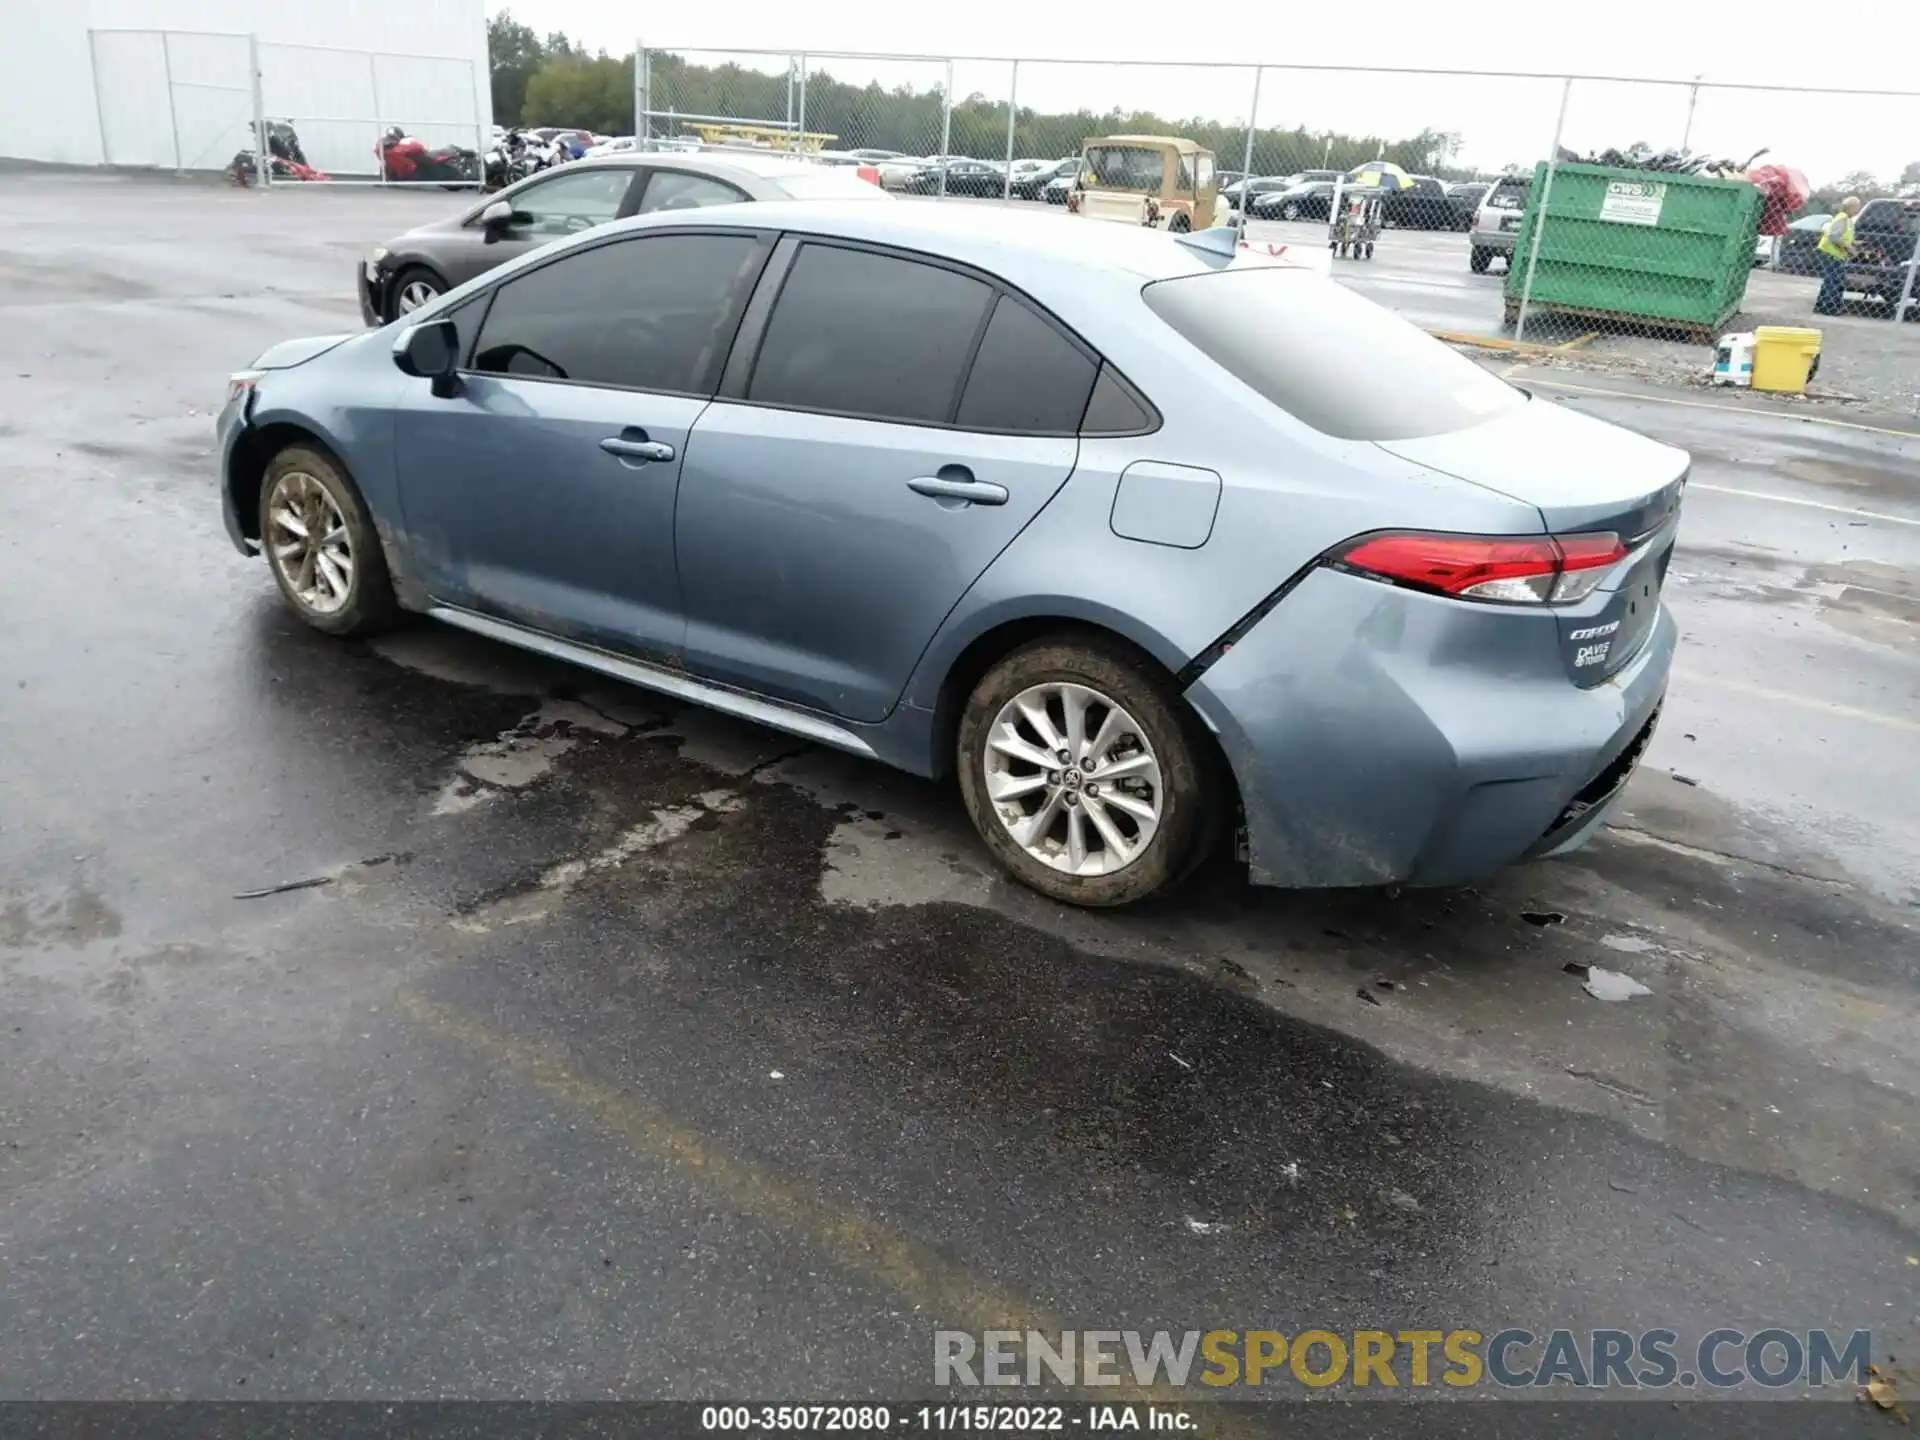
(601, 436), (675, 464)
(908, 474), (1008, 506)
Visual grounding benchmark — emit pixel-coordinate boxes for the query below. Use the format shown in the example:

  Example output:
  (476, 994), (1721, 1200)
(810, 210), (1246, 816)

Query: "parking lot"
(3, 170), (1918, 1416)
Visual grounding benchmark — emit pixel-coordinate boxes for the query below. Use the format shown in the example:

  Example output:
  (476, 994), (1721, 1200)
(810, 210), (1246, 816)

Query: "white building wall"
(0, 0), (491, 171)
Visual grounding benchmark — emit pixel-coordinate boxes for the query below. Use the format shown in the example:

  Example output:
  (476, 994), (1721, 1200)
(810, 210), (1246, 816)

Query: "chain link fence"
(637, 46), (1920, 410)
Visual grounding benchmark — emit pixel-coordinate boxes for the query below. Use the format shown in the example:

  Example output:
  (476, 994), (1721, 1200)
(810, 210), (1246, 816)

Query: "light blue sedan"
(218, 202), (1685, 906)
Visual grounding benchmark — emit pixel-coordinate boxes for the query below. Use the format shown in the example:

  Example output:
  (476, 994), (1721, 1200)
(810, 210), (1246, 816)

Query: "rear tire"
(956, 637), (1218, 908)
(1470, 246), (1492, 273)
(258, 445), (396, 638)
(1169, 212), (1191, 233)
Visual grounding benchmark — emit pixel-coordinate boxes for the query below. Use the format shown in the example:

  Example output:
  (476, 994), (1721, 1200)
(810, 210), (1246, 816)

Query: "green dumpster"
(1503, 162), (1763, 341)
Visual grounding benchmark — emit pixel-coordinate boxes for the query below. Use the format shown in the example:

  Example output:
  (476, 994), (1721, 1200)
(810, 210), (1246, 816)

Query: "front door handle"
(601, 436), (675, 464)
(908, 474), (1008, 506)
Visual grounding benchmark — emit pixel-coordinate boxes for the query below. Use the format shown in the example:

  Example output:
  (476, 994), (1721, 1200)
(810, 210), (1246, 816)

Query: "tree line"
(489, 15), (1917, 196)
(488, 13), (1472, 179)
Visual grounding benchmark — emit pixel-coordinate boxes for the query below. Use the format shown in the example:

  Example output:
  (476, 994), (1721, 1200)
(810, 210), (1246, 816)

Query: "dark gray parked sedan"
(358, 153), (888, 324)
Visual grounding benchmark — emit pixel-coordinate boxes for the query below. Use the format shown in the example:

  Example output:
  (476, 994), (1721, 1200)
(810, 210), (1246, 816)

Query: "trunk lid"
(1376, 397), (1689, 687)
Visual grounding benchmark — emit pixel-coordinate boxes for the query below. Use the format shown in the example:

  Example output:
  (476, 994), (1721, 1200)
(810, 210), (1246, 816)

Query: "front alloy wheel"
(258, 445), (396, 637)
(395, 275), (441, 314)
(267, 469), (354, 615)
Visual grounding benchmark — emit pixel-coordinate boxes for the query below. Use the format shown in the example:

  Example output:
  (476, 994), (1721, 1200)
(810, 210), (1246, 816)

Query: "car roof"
(1087, 135), (1207, 153)
(589, 198), (1224, 284)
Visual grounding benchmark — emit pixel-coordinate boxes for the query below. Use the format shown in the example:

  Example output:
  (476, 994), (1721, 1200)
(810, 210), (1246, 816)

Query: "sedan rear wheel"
(958, 638), (1217, 907)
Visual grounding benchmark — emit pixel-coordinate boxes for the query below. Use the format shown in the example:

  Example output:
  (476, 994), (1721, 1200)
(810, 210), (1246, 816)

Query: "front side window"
(1194, 155), (1214, 189)
(638, 171), (747, 214)
(499, 168), (635, 237)
(471, 233), (761, 392)
(748, 244), (992, 424)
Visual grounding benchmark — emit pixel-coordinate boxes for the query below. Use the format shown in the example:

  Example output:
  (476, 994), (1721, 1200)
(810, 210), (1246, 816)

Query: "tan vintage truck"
(1066, 135), (1218, 232)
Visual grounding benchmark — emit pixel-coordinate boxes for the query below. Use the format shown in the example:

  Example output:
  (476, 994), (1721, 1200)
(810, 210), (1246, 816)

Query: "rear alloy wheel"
(260, 446), (396, 637)
(958, 639), (1216, 907)
(386, 267), (444, 321)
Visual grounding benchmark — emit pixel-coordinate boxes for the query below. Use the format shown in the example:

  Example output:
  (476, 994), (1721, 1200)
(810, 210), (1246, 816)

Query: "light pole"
(1681, 74), (1703, 150)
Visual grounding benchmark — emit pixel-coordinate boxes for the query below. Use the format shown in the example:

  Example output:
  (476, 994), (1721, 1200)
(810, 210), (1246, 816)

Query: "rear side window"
(472, 233), (760, 393)
(1080, 364), (1155, 435)
(955, 296), (1098, 434)
(637, 171), (747, 213)
(1144, 267), (1523, 441)
(749, 244), (992, 424)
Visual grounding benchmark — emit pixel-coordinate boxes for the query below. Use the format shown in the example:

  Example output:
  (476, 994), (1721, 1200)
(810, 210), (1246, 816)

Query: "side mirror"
(393, 317), (461, 398)
(479, 198), (516, 237)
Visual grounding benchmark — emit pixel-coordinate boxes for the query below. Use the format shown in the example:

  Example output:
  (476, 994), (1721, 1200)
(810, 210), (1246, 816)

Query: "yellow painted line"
(396, 992), (1270, 1427)
(1681, 673), (1920, 734)
(1426, 328), (1563, 356)
(1686, 481), (1920, 528)
(1521, 376), (1920, 440)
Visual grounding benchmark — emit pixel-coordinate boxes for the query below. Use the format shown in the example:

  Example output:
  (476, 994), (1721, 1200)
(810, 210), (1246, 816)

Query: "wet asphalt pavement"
(2, 172), (1918, 1426)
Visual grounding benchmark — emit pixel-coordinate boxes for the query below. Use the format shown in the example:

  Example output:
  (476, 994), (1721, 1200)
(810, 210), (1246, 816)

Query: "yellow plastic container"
(1751, 325), (1822, 393)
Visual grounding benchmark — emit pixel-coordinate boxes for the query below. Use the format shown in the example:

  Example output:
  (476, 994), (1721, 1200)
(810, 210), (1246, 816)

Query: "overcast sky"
(490, 0), (1919, 183)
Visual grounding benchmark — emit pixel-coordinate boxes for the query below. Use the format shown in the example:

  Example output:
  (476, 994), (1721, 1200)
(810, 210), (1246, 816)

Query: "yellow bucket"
(1751, 325), (1822, 393)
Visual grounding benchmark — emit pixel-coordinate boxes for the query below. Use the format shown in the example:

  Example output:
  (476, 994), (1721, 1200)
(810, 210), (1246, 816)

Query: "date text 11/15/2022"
(700, 1405), (1195, 1432)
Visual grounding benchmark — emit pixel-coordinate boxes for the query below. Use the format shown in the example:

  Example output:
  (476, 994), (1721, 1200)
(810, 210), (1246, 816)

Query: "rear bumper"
(1471, 225), (1518, 253)
(1185, 567), (1675, 890)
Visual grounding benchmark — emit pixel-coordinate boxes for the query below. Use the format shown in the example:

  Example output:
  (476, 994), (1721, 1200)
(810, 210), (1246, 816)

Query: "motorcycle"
(378, 127), (481, 186)
(228, 120), (328, 185)
(485, 127), (554, 190)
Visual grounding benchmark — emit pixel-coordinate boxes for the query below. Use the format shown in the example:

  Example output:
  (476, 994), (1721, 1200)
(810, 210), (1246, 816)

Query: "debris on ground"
(233, 875), (333, 900)
(1383, 1188), (1422, 1214)
(1168, 1052), (1194, 1070)
(1564, 961), (1591, 977)
(1671, 773), (1701, 787)
(1522, 911), (1566, 927)
(1582, 966), (1654, 1002)
(1862, 1363), (1906, 1421)
(1608, 1179), (1639, 1194)
(768, 1070), (785, 1081)
(1356, 986), (1382, 1006)
(1281, 1161), (1301, 1186)
(1374, 978), (1398, 991)
(1185, 1217), (1229, 1236)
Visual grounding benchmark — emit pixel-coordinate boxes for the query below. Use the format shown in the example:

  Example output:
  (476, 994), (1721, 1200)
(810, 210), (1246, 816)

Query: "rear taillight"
(1334, 531), (1628, 605)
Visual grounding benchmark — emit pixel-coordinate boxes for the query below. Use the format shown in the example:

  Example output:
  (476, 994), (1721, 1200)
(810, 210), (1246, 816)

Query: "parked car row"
(358, 152), (889, 324)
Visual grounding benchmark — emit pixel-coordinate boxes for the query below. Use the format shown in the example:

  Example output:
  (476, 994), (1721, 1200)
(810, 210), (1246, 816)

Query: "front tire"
(385, 266), (444, 322)
(1281, 201), (1301, 221)
(956, 637), (1217, 907)
(259, 445), (396, 637)
(1470, 246), (1492, 273)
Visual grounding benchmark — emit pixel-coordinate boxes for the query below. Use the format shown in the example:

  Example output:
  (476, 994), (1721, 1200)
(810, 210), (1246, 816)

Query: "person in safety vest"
(1814, 196), (1861, 316)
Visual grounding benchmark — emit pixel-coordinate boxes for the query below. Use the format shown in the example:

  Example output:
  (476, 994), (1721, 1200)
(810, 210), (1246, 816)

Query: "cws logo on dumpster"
(1599, 180), (1668, 227)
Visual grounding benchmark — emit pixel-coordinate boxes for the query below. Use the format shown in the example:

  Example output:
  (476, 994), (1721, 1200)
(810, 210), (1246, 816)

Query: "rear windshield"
(1083, 146), (1165, 192)
(1143, 267), (1525, 441)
